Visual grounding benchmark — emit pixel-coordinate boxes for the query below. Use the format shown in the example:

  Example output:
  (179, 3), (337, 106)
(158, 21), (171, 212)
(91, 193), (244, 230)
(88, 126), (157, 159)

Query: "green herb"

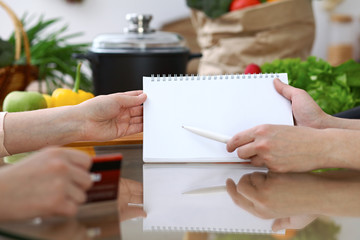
(0, 37), (14, 68)
(186, 0), (233, 18)
(261, 56), (360, 115)
(8, 14), (92, 94)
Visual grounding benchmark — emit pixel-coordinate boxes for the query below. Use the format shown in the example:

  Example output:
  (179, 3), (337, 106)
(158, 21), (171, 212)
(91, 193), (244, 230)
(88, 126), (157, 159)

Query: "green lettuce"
(261, 56), (360, 115)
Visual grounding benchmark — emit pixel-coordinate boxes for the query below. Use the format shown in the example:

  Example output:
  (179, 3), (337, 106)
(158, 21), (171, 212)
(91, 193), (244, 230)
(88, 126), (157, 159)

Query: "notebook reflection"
(142, 163), (281, 234)
(143, 165), (360, 239)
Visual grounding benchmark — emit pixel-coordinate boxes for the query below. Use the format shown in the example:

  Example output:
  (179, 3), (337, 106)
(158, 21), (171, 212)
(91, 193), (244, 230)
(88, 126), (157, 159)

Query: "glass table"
(0, 144), (360, 240)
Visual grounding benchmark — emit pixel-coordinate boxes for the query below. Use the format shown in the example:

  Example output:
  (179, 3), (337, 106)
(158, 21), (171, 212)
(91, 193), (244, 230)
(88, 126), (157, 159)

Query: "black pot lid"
(91, 14), (188, 53)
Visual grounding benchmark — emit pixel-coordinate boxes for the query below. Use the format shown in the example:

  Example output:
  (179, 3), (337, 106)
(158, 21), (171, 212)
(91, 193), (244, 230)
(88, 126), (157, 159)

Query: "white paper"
(143, 73), (293, 162)
(143, 164), (284, 234)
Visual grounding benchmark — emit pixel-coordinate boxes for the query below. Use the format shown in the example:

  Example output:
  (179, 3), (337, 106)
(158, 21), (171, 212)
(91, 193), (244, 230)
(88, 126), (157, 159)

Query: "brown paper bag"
(190, 0), (315, 75)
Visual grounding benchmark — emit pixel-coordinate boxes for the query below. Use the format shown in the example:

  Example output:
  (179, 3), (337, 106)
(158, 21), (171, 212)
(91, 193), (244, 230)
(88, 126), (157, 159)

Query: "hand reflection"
(226, 170), (360, 231)
(118, 178), (147, 222)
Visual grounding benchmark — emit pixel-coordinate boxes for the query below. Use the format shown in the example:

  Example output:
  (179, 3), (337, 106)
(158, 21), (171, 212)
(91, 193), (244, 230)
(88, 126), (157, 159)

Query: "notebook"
(143, 163), (284, 234)
(143, 73), (293, 162)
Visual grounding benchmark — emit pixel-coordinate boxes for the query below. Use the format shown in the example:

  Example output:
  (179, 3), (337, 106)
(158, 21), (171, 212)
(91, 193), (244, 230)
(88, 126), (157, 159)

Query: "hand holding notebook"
(143, 73), (294, 162)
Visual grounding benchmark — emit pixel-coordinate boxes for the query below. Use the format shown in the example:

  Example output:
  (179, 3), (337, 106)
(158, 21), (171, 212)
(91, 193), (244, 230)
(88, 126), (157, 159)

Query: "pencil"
(182, 125), (231, 144)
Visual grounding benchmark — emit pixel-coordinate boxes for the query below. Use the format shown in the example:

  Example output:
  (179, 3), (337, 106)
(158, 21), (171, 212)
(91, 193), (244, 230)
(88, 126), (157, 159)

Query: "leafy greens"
(8, 14), (92, 94)
(261, 56), (360, 115)
(186, 0), (233, 18)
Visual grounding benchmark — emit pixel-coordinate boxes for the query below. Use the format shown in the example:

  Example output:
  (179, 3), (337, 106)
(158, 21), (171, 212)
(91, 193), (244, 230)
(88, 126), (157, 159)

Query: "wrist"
(53, 105), (84, 143)
(4, 106), (83, 154)
(317, 113), (336, 129)
(320, 114), (360, 131)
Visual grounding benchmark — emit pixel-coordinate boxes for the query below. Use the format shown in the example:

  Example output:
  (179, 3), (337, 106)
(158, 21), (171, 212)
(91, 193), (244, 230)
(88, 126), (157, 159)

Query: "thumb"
(273, 78), (297, 101)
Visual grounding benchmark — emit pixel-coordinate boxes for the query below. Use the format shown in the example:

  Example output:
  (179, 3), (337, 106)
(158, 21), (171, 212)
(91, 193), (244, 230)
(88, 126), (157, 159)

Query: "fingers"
(119, 93), (147, 107)
(67, 183), (87, 204)
(236, 143), (257, 160)
(47, 148), (92, 205)
(68, 164), (93, 190)
(226, 178), (238, 197)
(227, 173), (266, 209)
(61, 148), (92, 170)
(35, 148), (92, 170)
(272, 218), (291, 232)
(272, 215), (318, 232)
(226, 178), (254, 210)
(56, 150), (92, 205)
(249, 172), (267, 189)
(120, 90), (144, 96)
(129, 105), (143, 117)
(54, 200), (78, 217)
(273, 78), (297, 101)
(250, 155), (265, 167)
(235, 174), (259, 200)
(125, 123), (143, 136)
(119, 206), (147, 222)
(129, 116), (143, 125)
(226, 128), (255, 152)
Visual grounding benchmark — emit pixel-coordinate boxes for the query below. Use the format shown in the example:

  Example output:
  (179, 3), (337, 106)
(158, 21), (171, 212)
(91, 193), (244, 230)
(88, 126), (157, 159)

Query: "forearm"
(320, 115), (360, 130)
(315, 180), (360, 217)
(3, 106), (83, 155)
(319, 128), (360, 169)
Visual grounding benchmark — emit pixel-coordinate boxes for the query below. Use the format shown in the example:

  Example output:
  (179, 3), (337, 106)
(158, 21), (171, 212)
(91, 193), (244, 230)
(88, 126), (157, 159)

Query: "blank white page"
(143, 73), (293, 162)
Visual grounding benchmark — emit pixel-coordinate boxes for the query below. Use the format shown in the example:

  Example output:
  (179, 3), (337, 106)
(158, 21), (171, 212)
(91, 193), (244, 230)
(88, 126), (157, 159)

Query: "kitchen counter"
(0, 144), (360, 240)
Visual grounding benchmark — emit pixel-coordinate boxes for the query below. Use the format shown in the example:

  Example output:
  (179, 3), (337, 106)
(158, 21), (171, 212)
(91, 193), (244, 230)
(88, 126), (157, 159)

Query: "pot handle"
(188, 52), (202, 61)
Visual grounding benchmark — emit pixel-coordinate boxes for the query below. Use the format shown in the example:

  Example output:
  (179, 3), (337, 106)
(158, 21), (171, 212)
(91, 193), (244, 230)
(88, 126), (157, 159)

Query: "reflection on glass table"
(142, 163), (279, 234)
(0, 145), (360, 239)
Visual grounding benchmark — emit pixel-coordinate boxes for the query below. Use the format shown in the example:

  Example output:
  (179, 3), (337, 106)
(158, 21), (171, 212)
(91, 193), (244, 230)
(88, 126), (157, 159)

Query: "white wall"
(0, 0), (191, 43)
(1, 0), (360, 60)
(312, 0), (360, 60)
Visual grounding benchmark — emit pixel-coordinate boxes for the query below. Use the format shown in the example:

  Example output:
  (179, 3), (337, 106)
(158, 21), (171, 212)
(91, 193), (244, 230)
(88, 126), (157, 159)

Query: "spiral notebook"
(143, 164), (284, 234)
(143, 73), (293, 162)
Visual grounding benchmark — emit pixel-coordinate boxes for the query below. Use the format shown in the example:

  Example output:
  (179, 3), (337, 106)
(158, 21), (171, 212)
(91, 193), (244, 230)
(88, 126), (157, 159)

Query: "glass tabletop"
(0, 144), (360, 240)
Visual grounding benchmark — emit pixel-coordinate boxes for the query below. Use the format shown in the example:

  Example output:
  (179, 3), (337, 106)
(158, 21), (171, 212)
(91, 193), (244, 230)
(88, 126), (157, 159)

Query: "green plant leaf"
(8, 14), (92, 93)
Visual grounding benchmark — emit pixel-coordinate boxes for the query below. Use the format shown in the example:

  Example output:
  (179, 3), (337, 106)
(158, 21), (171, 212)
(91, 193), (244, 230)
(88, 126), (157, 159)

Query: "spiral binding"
(150, 73), (280, 82)
(146, 225), (275, 234)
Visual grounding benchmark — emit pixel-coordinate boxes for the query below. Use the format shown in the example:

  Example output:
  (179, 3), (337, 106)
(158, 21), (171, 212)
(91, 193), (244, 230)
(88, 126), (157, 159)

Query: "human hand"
(274, 78), (329, 129)
(0, 147), (93, 221)
(226, 124), (327, 172)
(226, 170), (360, 231)
(118, 178), (146, 222)
(76, 91), (147, 141)
(225, 172), (323, 231)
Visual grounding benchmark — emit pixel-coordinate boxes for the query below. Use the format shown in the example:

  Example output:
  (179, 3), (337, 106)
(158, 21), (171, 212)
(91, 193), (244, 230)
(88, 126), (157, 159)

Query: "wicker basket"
(0, 1), (38, 109)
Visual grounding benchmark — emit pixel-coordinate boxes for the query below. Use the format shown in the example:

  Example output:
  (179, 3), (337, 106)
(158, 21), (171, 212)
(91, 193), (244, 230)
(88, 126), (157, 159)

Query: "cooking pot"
(74, 13), (202, 95)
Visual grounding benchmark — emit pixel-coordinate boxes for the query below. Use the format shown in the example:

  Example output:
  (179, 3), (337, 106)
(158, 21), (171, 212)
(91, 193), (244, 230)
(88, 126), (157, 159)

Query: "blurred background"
(1, 0), (360, 61)
(1, 0), (360, 117)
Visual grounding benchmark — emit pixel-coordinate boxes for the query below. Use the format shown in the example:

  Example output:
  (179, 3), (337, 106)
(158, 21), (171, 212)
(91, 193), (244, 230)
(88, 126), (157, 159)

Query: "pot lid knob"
(124, 13), (155, 33)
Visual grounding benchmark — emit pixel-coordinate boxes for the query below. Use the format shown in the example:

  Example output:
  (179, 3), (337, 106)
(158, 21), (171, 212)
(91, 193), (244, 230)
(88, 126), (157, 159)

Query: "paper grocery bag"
(190, 0), (315, 75)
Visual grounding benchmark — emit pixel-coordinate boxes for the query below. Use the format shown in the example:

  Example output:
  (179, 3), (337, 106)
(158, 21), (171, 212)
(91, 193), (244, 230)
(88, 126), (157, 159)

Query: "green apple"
(3, 152), (32, 164)
(2, 91), (47, 112)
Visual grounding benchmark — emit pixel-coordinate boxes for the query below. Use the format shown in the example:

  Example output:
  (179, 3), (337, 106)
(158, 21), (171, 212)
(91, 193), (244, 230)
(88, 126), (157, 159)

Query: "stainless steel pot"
(74, 14), (201, 95)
